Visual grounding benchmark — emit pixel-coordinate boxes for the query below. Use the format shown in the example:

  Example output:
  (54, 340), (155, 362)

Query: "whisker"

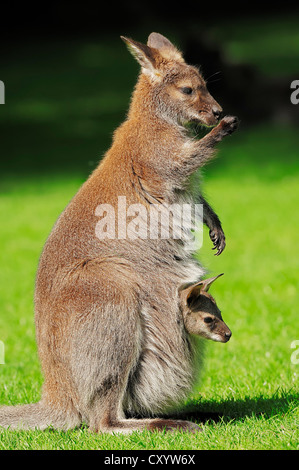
(207, 77), (222, 84)
(206, 71), (222, 83)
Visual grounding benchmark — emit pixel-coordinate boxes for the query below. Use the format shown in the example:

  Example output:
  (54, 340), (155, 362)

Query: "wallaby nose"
(212, 107), (222, 120)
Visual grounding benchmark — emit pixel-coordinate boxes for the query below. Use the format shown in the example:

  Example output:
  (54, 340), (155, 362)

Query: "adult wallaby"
(180, 274), (231, 343)
(0, 33), (238, 433)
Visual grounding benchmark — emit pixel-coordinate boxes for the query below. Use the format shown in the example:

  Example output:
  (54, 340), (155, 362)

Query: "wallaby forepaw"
(212, 115), (239, 142)
(209, 227), (226, 256)
(219, 115), (239, 136)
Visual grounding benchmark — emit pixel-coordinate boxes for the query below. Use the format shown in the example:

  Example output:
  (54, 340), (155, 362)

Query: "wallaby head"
(121, 32), (222, 127)
(179, 273), (232, 343)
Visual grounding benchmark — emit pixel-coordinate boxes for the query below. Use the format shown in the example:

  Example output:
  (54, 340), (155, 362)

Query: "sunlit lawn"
(0, 123), (298, 449)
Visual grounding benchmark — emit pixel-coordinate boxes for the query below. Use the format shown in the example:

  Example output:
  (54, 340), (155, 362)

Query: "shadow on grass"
(169, 390), (298, 424)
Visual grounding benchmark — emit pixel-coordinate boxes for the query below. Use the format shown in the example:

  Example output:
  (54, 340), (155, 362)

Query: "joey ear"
(121, 36), (160, 78)
(179, 273), (224, 306)
(179, 282), (203, 308)
(200, 273), (224, 292)
(147, 32), (184, 62)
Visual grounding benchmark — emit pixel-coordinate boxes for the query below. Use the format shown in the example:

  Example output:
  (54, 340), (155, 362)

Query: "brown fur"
(0, 33), (238, 433)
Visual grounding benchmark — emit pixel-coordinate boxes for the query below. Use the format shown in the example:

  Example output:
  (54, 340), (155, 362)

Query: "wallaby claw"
(209, 228), (226, 256)
(214, 240), (226, 256)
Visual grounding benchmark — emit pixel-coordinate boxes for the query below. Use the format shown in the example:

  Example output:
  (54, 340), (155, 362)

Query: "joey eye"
(180, 87), (193, 95)
(204, 317), (214, 324)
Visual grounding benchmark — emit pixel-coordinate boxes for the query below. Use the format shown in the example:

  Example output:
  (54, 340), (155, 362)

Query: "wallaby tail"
(0, 401), (80, 430)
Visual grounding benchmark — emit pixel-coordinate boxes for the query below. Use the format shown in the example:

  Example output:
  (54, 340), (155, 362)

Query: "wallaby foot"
(95, 415), (202, 434)
(145, 418), (202, 434)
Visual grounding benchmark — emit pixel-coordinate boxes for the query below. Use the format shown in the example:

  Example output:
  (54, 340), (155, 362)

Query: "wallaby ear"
(121, 36), (160, 78)
(179, 273), (224, 307)
(147, 32), (184, 62)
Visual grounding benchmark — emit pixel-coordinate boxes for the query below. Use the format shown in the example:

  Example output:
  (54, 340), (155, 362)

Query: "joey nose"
(225, 330), (232, 341)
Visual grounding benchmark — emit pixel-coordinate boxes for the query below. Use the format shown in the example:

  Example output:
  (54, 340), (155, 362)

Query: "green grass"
(0, 124), (298, 450)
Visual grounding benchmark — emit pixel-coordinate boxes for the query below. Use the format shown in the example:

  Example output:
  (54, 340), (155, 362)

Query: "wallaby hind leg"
(68, 264), (201, 434)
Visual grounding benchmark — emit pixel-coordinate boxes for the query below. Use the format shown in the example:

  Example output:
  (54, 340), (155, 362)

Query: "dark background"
(0, 1), (298, 179)
(1, 2), (298, 39)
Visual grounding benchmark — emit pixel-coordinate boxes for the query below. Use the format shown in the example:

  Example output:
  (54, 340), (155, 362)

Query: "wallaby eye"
(204, 316), (214, 324)
(180, 87), (193, 95)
